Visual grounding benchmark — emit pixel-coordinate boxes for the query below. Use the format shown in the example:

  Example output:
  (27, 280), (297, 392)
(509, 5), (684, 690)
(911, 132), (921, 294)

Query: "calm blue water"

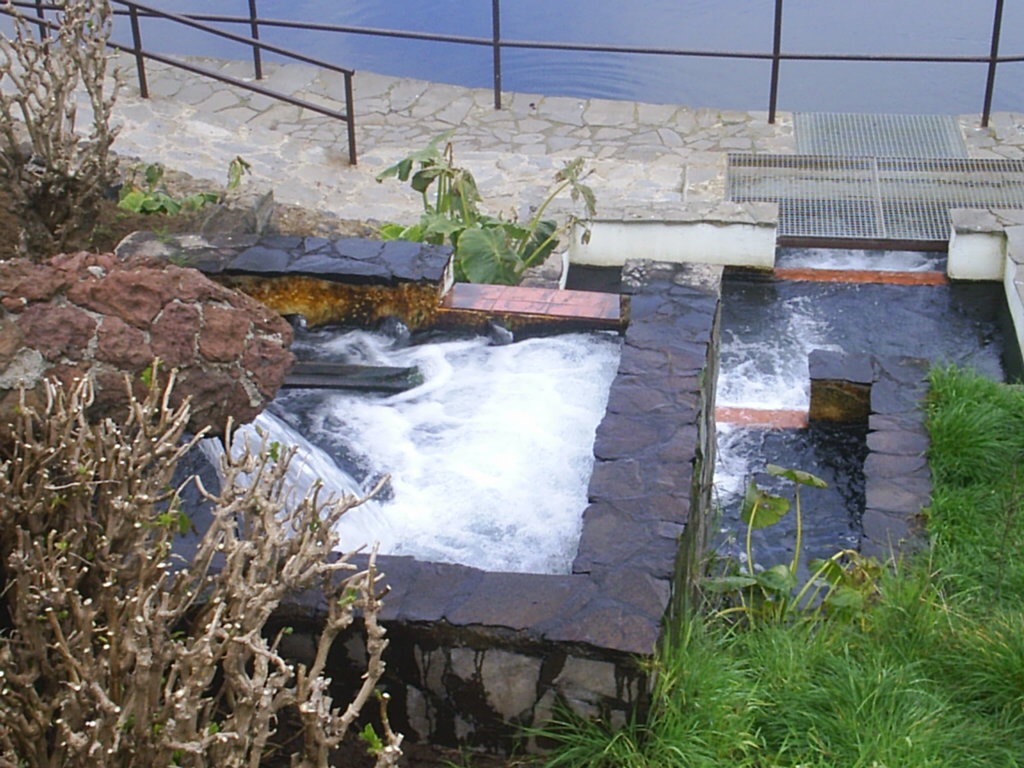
(120, 1), (1024, 114)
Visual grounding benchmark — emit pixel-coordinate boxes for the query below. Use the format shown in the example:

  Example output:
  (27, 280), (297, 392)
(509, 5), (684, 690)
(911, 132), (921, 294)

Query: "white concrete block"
(569, 220), (776, 269)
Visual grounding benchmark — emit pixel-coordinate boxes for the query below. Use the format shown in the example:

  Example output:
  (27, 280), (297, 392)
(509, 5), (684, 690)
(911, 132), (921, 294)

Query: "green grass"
(535, 365), (1024, 767)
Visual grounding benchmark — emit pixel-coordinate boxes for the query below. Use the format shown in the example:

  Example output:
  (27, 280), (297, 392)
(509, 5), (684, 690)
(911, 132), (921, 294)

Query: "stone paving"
(91, 53), (1024, 231)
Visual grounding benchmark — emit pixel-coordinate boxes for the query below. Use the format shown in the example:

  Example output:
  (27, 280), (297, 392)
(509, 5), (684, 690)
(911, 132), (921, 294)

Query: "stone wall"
(809, 350), (931, 556)
(264, 259), (723, 753)
(130, 231), (725, 753)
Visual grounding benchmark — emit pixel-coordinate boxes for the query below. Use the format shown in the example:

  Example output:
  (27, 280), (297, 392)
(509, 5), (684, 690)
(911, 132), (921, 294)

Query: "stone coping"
(608, 200), (778, 226)
(949, 206), (1024, 235)
(117, 231), (452, 286)
(277, 260), (723, 659)
(808, 350), (931, 557)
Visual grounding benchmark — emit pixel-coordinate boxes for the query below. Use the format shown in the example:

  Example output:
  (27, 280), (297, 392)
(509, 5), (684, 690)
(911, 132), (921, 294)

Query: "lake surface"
(122, 1), (1023, 114)
(121, 0), (1024, 114)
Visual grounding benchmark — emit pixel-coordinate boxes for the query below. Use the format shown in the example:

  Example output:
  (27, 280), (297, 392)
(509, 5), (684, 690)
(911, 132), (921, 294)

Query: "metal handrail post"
(128, 3), (149, 98)
(491, 0), (502, 109)
(768, 0), (783, 123)
(344, 71), (357, 164)
(982, 0), (1005, 127)
(248, 0), (262, 79)
(33, 0), (47, 40)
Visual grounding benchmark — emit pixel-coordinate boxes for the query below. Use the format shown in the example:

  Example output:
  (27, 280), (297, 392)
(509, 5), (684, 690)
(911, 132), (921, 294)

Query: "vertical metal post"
(128, 4), (148, 99)
(491, 0), (502, 110)
(34, 0), (48, 41)
(981, 0), (1005, 128)
(248, 0), (263, 80)
(344, 72), (357, 165)
(768, 0), (783, 123)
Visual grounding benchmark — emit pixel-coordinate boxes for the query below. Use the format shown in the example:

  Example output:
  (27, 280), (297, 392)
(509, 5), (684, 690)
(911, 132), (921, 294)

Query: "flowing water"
(115, 0), (1024, 113)
(207, 328), (621, 574)
(714, 248), (1009, 569)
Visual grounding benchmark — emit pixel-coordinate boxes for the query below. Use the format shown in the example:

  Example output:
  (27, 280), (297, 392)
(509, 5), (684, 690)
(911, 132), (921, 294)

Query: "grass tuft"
(535, 364), (1024, 766)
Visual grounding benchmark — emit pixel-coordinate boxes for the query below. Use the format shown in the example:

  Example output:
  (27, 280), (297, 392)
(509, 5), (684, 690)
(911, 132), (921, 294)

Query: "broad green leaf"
(741, 478), (790, 529)
(519, 218), (559, 267)
(825, 585), (865, 610)
(377, 222), (404, 239)
(419, 211), (465, 240)
(117, 188), (147, 213)
(767, 464), (828, 488)
(456, 227), (518, 284)
(755, 564), (797, 594)
(703, 575), (758, 592)
(808, 557), (846, 585)
(144, 162), (164, 188)
(411, 166), (443, 194)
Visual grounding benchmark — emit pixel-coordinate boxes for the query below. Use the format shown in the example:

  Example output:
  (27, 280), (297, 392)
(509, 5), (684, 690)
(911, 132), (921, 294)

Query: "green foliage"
(925, 365), (1024, 606)
(376, 131), (595, 284)
(541, 366), (1024, 767)
(118, 156), (251, 216)
(705, 464), (880, 627)
(536, 621), (760, 768)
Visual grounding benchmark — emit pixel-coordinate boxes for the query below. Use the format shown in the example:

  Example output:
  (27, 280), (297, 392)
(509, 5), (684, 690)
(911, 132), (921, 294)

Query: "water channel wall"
(809, 350), (931, 557)
(122, 232), (723, 753)
(948, 208), (1024, 377)
(569, 202), (778, 270)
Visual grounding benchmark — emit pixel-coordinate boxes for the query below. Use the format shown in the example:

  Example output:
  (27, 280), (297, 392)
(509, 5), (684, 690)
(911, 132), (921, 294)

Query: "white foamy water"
(208, 330), (621, 575)
(716, 294), (842, 412)
(775, 247), (945, 272)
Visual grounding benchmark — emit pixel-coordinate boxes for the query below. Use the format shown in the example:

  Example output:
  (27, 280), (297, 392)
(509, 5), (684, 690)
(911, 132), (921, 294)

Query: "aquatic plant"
(704, 464), (881, 627)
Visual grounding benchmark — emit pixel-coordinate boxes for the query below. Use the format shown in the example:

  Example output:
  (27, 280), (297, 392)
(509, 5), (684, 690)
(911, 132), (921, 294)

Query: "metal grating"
(727, 154), (1024, 242)
(794, 113), (967, 159)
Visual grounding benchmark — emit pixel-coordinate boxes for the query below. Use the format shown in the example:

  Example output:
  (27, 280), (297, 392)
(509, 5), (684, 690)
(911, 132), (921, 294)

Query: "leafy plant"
(118, 156), (251, 215)
(375, 130), (596, 284)
(705, 464), (880, 626)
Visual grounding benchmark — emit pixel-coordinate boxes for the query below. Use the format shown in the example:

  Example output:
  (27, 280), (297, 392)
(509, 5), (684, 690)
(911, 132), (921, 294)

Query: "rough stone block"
(481, 651), (544, 720)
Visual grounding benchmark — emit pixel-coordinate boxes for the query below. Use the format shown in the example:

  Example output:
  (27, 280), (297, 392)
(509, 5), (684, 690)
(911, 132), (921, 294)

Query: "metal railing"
(3, 0), (358, 164)
(6, 0), (1021, 142)
(87, 0), (1023, 127)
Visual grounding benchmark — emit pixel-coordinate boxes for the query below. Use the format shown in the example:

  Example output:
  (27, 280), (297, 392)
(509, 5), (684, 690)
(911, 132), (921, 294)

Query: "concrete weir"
(128, 233), (723, 751)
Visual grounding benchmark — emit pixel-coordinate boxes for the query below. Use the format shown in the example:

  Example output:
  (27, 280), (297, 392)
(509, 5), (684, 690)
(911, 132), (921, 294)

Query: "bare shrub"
(0, 0), (119, 258)
(0, 372), (402, 767)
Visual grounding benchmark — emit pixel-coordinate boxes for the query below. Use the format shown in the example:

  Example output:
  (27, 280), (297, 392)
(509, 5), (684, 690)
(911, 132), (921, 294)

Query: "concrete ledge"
(569, 202), (778, 269)
(947, 209), (1024, 375)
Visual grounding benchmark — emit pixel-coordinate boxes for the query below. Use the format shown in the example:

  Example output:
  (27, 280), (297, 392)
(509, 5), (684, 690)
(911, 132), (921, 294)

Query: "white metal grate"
(727, 154), (1024, 242)
(794, 113), (967, 159)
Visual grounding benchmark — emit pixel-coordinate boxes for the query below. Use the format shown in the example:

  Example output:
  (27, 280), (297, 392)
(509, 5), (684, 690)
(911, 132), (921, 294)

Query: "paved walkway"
(99, 54), (1024, 229)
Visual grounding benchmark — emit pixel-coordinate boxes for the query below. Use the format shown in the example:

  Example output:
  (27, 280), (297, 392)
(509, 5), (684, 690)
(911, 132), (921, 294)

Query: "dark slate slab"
(866, 429), (929, 455)
(333, 237), (385, 261)
(302, 236), (332, 253)
(445, 573), (592, 629)
(229, 245), (292, 272)
(808, 349), (874, 384)
(865, 476), (933, 514)
(289, 253), (393, 280)
(259, 234), (304, 250)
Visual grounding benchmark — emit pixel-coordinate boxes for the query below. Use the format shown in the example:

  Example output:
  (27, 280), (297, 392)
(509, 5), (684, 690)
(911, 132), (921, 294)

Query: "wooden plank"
(283, 362), (423, 392)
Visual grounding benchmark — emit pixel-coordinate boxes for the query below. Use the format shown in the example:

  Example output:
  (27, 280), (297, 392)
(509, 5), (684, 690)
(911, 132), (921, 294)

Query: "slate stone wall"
(266, 259), (724, 753)
(809, 350), (931, 556)
(126, 231), (725, 753)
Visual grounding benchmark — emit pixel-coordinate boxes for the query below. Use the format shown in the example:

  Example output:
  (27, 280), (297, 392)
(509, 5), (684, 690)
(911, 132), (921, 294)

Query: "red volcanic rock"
(0, 252), (294, 436)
